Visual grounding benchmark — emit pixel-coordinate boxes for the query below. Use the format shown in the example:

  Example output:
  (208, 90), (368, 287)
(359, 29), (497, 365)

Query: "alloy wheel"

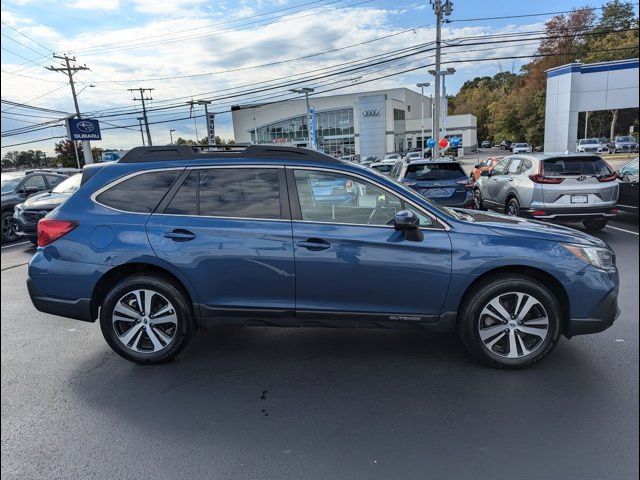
(111, 289), (178, 353)
(477, 291), (549, 359)
(1, 215), (18, 242)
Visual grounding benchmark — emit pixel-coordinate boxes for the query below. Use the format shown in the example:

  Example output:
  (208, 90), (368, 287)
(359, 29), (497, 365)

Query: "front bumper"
(13, 209), (41, 238)
(27, 276), (94, 322)
(566, 288), (620, 337)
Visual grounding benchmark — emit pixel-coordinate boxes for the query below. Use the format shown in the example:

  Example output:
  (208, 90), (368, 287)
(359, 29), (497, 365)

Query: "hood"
(21, 191), (70, 210)
(460, 210), (608, 248)
(1, 192), (19, 206)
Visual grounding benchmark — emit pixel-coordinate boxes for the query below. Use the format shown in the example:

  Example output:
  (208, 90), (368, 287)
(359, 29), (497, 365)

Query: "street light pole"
(290, 87), (315, 149)
(440, 68), (455, 143)
(417, 82), (430, 158)
(169, 129), (176, 144)
(429, 66), (455, 157)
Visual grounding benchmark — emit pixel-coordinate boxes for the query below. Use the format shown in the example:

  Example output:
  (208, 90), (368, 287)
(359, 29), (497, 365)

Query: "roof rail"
(118, 144), (340, 163)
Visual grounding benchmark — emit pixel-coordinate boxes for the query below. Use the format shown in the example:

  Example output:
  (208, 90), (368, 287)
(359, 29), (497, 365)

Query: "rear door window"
(96, 170), (180, 213)
(542, 157), (611, 176)
(507, 158), (522, 174)
(165, 168), (282, 219)
(491, 158), (510, 175)
(45, 175), (65, 188)
(404, 163), (466, 181)
(22, 174), (46, 192)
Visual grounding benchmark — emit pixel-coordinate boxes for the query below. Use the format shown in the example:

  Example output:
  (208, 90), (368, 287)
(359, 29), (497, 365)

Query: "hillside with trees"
(449, 0), (639, 147)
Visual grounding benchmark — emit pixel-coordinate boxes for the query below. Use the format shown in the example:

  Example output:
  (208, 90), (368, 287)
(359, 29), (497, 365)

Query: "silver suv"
(474, 154), (619, 231)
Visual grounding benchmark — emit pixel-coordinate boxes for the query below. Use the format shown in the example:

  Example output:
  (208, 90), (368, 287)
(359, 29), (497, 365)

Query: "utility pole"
(196, 100), (214, 146)
(128, 88), (154, 146)
(417, 82), (430, 158)
(137, 117), (146, 146)
(429, 0), (453, 158)
(169, 129), (176, 144)
(46, 54), (94, 164)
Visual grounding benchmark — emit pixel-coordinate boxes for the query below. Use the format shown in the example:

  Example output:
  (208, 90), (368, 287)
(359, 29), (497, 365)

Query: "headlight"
(563, 244), (615, 269)
(14, 203), (24, 212)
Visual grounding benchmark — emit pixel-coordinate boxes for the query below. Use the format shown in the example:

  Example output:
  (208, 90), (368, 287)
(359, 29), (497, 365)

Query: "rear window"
(404, 163), (466, 181)
(371, 164), (393, 173)
(542, 157), (611, 176)
(579, 138), (599, 145)
(616, 136), (634, 142)
(165, 168), (281, 219)
(96, 170), (180, 213)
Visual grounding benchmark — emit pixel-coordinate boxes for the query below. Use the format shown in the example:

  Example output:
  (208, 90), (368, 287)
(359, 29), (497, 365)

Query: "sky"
(0, 0), (634, 156)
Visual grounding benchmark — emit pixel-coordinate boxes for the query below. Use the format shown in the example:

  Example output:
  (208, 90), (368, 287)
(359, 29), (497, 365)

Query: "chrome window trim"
(290, 166), (451, 231)
(90, 165), (284, 215)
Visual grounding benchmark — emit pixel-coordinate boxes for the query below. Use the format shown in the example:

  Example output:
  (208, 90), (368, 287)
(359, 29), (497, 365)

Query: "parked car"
(13, 174), (82, 244)
(481, 140), (491, 148)
(616, 157), (639, 213)
(576, 138), (604, 153)
(511, 143), (532, 154)
(404, 151), (423, 163)
(473, 154), (619, 231)
(369, 160), (397, 176)
(339, 154), (357, 163)
(390, 159), (474, 208)
(597, 137), (609, 151)
(27, 145), (620, 369)
(383, 153), (402, 161)
(360, 155), (379, 167)
(499, 140), (512, 150)
(470, 157), (503, 182)
(608, 135), (638, 154)
(1, 170), (69, 242)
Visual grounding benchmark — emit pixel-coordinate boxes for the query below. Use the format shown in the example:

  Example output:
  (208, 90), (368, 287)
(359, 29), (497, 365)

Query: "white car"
(404, 151), (423, 162)
(576, 138), (604, 153)
(383, 153), (402, 161)
(511, 143), (532, 154)
(369, 160), (397, 176)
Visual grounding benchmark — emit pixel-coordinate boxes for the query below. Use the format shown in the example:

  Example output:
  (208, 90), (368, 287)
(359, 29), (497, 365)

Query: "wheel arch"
(90, 262), (197, 320)
(458, 265), (570, 333)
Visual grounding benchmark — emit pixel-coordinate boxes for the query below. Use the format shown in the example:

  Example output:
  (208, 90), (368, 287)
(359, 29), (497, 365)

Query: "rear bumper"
(566, 288), (620, 337)
(27, 276), (94, 322)
(521, 206), (618, 220)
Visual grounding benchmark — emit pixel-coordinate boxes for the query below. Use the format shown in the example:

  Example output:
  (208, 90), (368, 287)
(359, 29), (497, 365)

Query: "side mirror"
(393, 210), (423, 242)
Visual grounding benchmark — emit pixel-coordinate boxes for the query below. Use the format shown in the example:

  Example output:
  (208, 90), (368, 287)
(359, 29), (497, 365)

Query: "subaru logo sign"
(76, 120), (95, 133)
(361, 107), (380, 117)
(67, 118), (101, 141)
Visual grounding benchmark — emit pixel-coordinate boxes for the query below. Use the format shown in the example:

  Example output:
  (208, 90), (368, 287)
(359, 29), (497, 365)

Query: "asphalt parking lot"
(1, 184), (638, 480)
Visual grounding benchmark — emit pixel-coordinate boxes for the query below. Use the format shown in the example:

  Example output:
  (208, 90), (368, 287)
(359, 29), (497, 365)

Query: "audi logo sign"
(361, 107), (380, 117)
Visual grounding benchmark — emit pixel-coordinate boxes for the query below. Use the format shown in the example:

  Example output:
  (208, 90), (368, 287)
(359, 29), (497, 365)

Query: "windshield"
(579, 138), (599, 145)
(52, 174), (81, 194)
(1, 176), (22, 194)
(404, 163), (465, 181)
(371, 164), (393, 173)
(615, 136), (634, 142)
(542, 157), (611, 176)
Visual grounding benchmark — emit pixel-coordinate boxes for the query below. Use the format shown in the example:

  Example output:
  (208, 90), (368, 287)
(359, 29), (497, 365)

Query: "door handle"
(163, 229), (196, 242)
(297, 238), (330, 251)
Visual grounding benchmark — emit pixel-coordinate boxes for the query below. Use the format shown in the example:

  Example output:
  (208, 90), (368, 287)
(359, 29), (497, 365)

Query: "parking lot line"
(606, 225), (639, 236)
(1, 241), (31, 250)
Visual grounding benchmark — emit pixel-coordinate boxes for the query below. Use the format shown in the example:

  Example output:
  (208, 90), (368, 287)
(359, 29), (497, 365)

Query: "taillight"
(37, 219), (78, 247)
(529, 174), (565, 184)
(596, 173), (618, 182)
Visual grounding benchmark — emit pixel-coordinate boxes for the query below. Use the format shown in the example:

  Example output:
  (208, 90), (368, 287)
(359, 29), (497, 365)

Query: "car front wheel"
(100, 274), (194, 364)
(458, 275), (562, 368)
(1, 211), (18, 243)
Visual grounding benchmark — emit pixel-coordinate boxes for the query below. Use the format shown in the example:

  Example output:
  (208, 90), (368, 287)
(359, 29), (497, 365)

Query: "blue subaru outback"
(27, 146), (620, 368)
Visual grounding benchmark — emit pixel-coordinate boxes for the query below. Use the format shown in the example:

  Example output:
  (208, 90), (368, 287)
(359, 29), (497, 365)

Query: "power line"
(0, 20), (55, 54)
(1, 135), (65, 149)
(128, 88), (154, 146)
(449, 4), (640, 23)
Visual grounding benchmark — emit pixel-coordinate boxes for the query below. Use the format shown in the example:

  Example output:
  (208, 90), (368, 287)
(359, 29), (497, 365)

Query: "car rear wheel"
(100, 274), (194, 364)
(506, 197), (520, 216)
(458, 275), (562, 368)
(473, 189), (485, 210)
(1, 211), (18, 243)
(583, 218), (608, 232)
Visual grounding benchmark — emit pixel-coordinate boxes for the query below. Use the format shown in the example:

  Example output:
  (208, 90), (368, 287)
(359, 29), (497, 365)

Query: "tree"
(55, 140), (83, 168)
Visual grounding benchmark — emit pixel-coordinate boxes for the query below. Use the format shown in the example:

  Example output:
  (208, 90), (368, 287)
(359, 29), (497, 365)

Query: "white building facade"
(544, 58), (639, 152)
(231, 88), (477, 158)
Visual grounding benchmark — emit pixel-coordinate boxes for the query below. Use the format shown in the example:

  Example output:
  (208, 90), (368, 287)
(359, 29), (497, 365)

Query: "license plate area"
(570, 194), (588, 204)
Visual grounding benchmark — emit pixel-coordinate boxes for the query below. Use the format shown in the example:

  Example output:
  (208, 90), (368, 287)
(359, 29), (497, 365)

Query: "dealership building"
(231, 88), (477, 158)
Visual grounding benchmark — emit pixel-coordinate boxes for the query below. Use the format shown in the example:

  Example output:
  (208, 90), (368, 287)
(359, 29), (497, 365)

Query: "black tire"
(1, 211), (18, 243)
(473, 188), (486, 211)
(583, 218), (608, 232)
(457, 274), (562, 369)
(99, 274), (194, 364)
(505, 197), (520, 217)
